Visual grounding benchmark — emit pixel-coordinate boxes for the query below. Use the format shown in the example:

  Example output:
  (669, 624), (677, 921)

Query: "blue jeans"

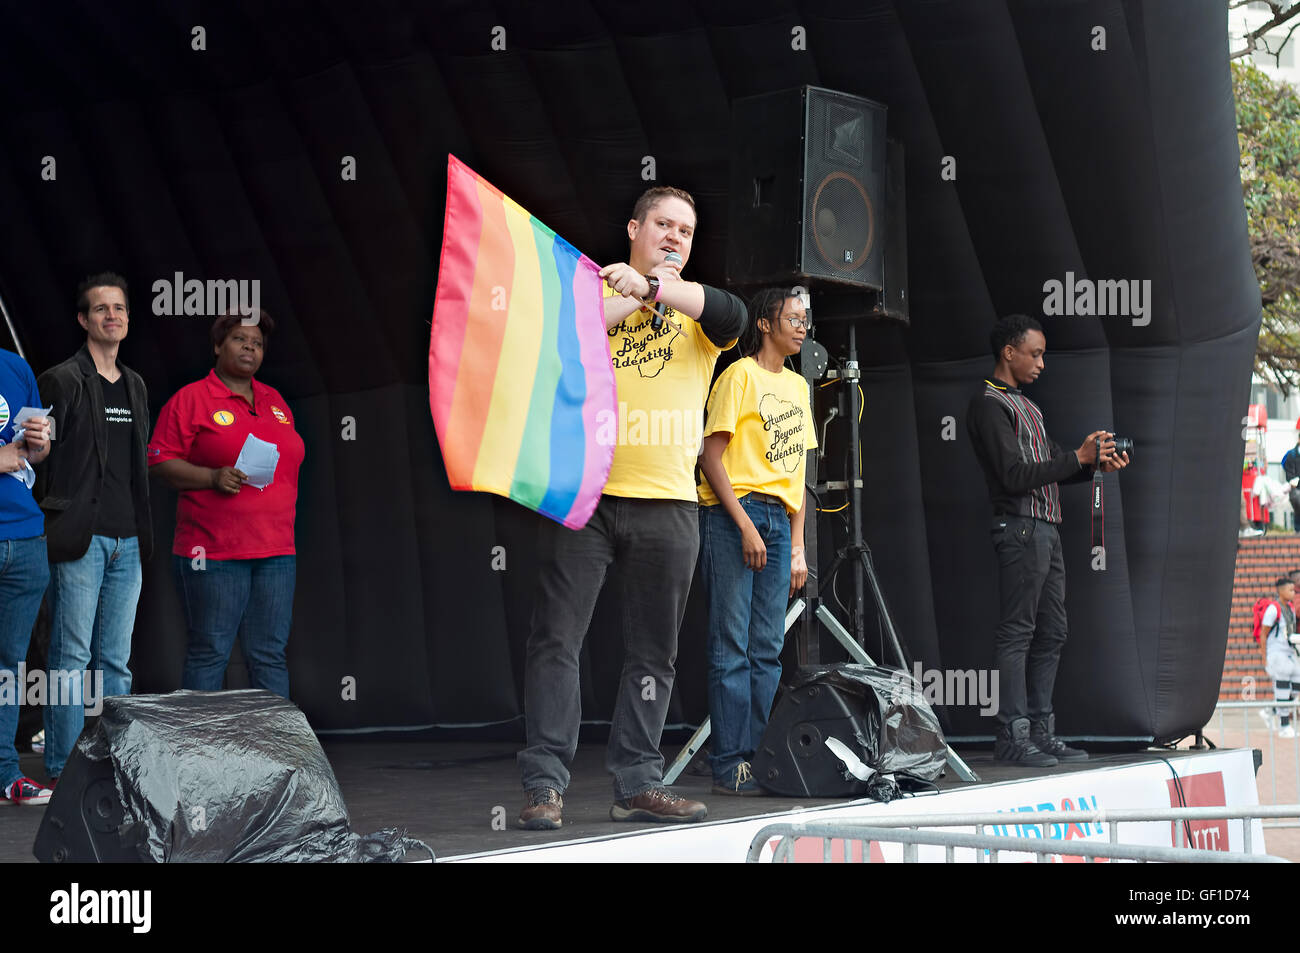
(699, 497), (791, 781)
(44, 535), (142, 777)
(173, 555), (295, 698)
(0, 536), (49, 788)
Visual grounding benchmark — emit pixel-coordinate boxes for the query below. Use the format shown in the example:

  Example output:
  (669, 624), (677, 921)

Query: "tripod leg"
(815, 604), (877, 666)
(858, 550), (910, 671)
(663, 720), (710, 785)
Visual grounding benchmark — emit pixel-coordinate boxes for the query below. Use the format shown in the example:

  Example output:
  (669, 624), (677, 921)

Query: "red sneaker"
(4, 777), (53, 805)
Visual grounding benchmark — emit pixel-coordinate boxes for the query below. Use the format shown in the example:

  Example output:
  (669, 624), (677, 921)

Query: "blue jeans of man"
(0, 536), (49, 788)
(699, 496), (791, 781)
(44, 535), (142, 777)
(173, 555), (295, 698)
(518, 496), (699, 800)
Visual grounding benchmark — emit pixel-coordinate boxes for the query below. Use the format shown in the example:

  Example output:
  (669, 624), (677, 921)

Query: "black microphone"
(652, 251), (682, 330)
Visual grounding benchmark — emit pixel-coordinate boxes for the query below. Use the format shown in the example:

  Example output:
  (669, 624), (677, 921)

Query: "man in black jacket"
(967, 314), (1128, 767)
(35, 273), (152, 782)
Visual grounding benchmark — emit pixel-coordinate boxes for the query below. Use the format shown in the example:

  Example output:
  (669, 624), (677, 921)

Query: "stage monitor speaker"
(34, 689), (379, 863)
(753, 674), (875, 798)
(727, 85), (888, 291)
(33, 740), (139, 863)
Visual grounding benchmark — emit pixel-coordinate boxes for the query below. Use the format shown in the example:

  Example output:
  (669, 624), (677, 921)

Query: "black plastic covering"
(795, 664), (949, 781)
(78, 691), (430, 862)
(0, 1), (1258, 743)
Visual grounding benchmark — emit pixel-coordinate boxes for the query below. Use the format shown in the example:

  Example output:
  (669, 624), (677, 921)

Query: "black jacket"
(34, 345), (152, 563)
(966, 377), (1092, 523)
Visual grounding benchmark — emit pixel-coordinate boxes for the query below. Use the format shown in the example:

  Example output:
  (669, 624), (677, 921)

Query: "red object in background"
(1166, 771), (1229, 851)
(781, 836), (886, 863)
(1243, 465), (1269, 524)
(1247, 404), (1268, 429)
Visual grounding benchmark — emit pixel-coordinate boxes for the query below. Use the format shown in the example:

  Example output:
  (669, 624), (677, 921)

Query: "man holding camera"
(967, 314), (1129, 767)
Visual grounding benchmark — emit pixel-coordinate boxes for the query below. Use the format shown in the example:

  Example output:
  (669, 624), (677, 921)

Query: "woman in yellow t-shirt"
(698, 288), (816, 796)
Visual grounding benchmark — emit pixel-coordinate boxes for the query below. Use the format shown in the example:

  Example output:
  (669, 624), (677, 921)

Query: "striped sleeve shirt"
(966, 378), (1087, 523)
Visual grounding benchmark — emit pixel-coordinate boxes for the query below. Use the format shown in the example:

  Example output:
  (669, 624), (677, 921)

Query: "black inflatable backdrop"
(0, 1), (1258, 744)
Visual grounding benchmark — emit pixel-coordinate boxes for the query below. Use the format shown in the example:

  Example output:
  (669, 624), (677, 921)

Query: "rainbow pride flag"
(428, 155), (615, 529)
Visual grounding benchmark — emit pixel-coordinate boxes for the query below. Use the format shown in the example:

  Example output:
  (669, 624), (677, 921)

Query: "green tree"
(1236, 60), (1300, 391)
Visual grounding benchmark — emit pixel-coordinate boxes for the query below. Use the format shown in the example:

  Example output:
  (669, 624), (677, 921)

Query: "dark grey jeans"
(518, 495), (699, 799)
(992, 516), (1068, 725)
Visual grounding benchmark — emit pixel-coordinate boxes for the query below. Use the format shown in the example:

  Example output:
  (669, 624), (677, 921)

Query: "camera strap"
(1091, 437), (1104, 550)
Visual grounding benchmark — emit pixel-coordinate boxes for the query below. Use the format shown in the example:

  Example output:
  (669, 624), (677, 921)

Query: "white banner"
(451, 749), (1263, 863)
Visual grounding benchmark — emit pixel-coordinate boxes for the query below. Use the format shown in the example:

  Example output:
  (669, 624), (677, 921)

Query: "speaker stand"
(811, 323), (978, 783)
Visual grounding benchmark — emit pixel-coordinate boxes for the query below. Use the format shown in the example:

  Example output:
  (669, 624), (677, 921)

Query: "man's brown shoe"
(519, 787), (563, 830)
(610, 787), (707, 824)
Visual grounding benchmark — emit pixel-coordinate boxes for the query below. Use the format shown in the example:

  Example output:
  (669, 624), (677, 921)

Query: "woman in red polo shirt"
(149, 312), (305, 697)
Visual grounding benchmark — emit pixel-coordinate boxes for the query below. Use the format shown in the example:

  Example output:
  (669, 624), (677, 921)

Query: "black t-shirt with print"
(92, 374), (136, 539)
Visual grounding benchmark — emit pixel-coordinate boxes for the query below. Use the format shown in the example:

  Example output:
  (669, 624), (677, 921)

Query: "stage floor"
(0, 740), (1234, 863)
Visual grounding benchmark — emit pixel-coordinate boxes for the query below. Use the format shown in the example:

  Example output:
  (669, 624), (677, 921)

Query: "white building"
(1229, 1), (1300, 85)
(1248, 381), (1300, 467)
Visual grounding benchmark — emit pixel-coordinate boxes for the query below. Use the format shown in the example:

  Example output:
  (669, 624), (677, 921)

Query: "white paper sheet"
(8, 406), (50, 487)
(234, 434), (279, 490)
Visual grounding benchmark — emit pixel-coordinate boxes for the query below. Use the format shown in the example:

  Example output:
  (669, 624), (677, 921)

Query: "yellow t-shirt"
(698, 357), (817, 515)
(601, 285), (732, 500)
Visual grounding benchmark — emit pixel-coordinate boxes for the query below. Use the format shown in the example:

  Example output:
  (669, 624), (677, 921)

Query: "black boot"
(994, 717), (1058, 767)
(1031, 713), (1088, 762)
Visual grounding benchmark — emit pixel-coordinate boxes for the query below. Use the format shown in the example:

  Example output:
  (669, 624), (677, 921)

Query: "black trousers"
(518, 496), (699, 799)
(991, 516), (1068, 726)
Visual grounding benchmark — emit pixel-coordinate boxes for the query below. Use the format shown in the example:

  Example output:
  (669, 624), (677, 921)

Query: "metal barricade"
(746, 805), (1300, 863)
(1209, 700), (1300, 827)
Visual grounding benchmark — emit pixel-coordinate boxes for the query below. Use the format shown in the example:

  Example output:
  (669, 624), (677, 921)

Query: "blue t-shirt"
(0, 349), (45, 540)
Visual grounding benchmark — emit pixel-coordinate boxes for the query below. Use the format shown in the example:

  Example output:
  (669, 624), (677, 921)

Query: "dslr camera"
(1097, 434), (1134, 460)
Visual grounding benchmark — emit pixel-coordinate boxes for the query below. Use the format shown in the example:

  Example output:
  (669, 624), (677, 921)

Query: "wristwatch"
(642, 274), (660, 308)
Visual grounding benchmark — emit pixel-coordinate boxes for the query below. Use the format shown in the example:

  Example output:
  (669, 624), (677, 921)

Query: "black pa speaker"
(753, 675), (875, 798)
(34, 690), (374, 863)
(33, 739), (140, 863)
(873, 139), (909, 323)
(727, 86), (888, 291)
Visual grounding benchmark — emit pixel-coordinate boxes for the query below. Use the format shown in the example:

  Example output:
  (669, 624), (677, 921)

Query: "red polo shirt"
(149, 370), (306, 560)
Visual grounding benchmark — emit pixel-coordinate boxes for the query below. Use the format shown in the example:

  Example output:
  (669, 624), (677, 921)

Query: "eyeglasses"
(763, 314), (812, 332)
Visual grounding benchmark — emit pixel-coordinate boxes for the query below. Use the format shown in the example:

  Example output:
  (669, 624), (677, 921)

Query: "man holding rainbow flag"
(517, 186), (747, 829)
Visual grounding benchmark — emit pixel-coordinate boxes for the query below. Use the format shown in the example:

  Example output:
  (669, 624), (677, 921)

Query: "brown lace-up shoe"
(519, 787), (563, 830)
(610, 787), (708, 823)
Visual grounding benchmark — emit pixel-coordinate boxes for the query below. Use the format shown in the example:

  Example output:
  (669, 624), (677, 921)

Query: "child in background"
(1261, 576), (1300, 736)
(698, 288), (816, 795)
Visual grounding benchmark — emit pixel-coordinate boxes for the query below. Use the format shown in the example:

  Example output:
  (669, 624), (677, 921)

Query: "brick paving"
(1221, 535), (1300, 703)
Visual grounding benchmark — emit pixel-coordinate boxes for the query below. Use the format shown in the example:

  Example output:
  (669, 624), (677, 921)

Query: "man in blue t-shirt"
(0, 348), (53, 804)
